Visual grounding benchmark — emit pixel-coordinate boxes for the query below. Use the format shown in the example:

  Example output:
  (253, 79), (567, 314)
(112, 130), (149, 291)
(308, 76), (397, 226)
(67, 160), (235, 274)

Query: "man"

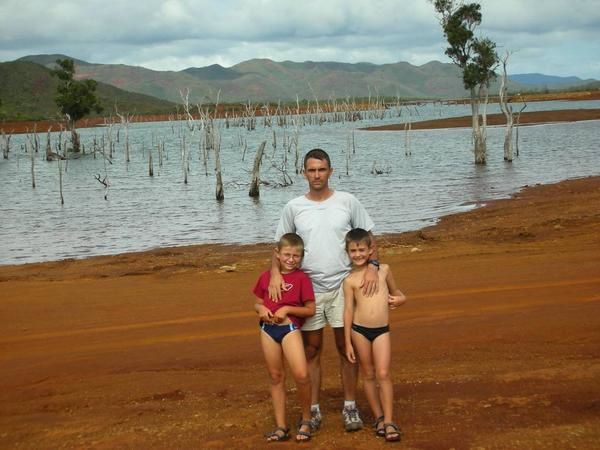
(269, 148), (380, 432)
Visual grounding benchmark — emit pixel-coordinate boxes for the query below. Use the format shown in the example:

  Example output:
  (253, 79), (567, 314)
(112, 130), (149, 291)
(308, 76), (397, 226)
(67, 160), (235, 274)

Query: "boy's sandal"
(384, 422), (402, 442)
(265, 426), (290, 442)
(296, 420), (313, 442)
(374, 415), (385, 437)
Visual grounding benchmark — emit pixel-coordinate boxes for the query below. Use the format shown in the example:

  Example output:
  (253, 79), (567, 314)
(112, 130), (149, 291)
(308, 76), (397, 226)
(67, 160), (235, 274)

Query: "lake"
(1, 100), (599, 265)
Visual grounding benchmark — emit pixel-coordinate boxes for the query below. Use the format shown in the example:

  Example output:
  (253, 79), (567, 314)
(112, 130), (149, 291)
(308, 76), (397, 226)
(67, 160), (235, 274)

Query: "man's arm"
(360, 230), (380, 296)
(270, 204), (295, 301)
(267, 249), (284, 302)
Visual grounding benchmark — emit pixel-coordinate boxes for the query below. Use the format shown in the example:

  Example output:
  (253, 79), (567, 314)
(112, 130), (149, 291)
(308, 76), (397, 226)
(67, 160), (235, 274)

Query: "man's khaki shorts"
(302, 287), (345, 331)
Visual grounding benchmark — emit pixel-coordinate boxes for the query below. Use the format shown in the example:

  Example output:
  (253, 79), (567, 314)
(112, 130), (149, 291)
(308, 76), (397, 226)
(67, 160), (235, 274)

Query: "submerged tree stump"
(249, 141), (267, 197)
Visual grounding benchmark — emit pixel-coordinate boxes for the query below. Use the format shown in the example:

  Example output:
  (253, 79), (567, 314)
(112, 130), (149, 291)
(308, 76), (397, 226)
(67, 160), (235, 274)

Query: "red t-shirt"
(253, 269), (315, 328)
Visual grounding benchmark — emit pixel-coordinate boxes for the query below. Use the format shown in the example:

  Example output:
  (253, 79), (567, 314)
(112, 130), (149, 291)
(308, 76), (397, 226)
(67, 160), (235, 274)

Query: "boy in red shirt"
(253, 233), (316, 442)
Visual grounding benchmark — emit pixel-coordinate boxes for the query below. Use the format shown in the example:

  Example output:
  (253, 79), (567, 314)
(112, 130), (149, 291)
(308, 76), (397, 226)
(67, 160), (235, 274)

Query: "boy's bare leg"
(283, 331), (311, 416)
(260, 331), (287, 431)
(351, 330), (383, 425)
(372, 333), (394, 423)
(302, 329), (324, 404)
(334, 326), (358, 401)
(283, 331), (312, 440)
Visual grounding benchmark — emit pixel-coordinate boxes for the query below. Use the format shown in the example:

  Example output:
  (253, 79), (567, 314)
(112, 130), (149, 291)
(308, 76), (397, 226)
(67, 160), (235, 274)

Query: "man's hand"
(268, 271), (284, 302)
(388, 293), (407, 309)
(360, 264), (379, 297)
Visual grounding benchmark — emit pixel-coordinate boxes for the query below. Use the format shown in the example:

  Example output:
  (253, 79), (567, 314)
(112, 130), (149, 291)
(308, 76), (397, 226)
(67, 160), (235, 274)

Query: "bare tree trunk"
(481, 84), (489, 145)
(148, 148), (154, 177)
(515, 103), (527, 157)
(293, 126), (300, 174)
(1, 131), (11, 159)
(29, 140), (36, 188)
(214, 130), (224, 201)
(249, 141), (267, 197)
(471, 87), (486, 164)
(181, 135), (188, 184)
(116, 110), (131, 163)
(58, 132), (67, 204)
(404, 106), (412, 156)
(499, 51), (514, 162)
(58, 158), (64, 205)
(71, 128), (81, 153)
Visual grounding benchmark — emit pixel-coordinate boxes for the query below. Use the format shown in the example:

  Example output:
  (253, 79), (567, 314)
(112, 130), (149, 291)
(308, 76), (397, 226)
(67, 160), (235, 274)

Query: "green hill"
(0, 61), (179, 121)
(5, 55), (597, 117)
(19, 54), (478, 104)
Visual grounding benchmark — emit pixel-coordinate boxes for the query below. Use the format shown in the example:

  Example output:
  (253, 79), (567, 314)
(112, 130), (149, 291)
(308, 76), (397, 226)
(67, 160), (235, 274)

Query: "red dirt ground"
(1, 172), (599, 449)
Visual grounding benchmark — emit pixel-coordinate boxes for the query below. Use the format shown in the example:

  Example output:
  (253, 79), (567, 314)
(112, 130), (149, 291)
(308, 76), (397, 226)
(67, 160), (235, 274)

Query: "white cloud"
(0, 0), (598, 79)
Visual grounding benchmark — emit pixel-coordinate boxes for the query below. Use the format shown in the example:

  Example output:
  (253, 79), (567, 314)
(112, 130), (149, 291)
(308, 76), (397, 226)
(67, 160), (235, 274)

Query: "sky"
(1, 0), (599, 79)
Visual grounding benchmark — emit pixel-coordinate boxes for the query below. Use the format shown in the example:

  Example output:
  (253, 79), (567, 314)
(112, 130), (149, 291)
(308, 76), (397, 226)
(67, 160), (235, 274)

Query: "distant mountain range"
(1, 54), (598, 121)
(0, 60), (177, 121)
(508, 73), (587, 86)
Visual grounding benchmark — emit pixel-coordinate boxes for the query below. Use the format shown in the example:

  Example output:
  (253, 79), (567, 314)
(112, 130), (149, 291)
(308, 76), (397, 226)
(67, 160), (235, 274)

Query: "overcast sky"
(1, 0), (599, 79)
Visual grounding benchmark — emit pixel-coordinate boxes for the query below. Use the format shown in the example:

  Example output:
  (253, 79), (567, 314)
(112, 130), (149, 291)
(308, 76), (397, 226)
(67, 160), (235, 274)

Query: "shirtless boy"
(343, 228), (407, 442)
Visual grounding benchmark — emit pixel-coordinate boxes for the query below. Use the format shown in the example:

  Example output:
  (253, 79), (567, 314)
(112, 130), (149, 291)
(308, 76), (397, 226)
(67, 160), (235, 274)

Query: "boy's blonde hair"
(345, 228), (371, 249)
(277, 233), (305, 256)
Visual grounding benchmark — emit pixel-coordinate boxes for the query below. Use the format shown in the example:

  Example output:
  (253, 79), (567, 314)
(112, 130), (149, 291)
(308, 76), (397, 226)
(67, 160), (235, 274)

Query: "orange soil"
(366, 108), (600, 131)
(1, 175), (599, 449)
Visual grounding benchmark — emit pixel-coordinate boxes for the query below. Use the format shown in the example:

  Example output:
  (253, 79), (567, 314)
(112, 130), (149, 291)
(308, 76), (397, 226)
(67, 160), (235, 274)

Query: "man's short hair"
(345, 228), (371, 249)
(303, 148), (331, 169)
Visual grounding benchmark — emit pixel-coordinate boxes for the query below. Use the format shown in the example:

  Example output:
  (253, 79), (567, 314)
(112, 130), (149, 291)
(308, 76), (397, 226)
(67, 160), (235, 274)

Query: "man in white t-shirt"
(269, 148), (380, 432)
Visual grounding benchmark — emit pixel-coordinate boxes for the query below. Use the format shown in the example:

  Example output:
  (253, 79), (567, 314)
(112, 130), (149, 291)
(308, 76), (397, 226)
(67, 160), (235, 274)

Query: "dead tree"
(214, 130), (224, 201)
(2, 130), (12, 159)
(58, 132), (68, 204)
(58, 158), (64, 204)
(499, 51), (515, 162)
(29, 139), (36, 189)
(249, 141), (267, 197)
(404, 106), (412, 156)
(45, 128), (62, 161)
(514, 102), (527, 157)
(116, 109), (131, 163)
(148, 147), (154, 177)
(244, 101), (256, 131)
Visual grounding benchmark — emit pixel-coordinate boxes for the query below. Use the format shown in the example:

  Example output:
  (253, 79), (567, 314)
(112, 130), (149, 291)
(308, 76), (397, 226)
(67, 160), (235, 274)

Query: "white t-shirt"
(275, 190), (374, 293)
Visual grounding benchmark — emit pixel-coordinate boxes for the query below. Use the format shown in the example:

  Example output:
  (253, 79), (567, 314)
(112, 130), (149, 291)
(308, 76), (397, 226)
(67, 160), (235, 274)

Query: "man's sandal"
(265, 426), (290, 442)
(374, 415), (385, 437)
(384, 422), (402, 442)
(296, 420), (313, 442)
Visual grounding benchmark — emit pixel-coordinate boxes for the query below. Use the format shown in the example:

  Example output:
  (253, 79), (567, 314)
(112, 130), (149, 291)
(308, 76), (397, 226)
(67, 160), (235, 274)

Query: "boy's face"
(276, 245), (303, 273)
(346, 240), (372, 266)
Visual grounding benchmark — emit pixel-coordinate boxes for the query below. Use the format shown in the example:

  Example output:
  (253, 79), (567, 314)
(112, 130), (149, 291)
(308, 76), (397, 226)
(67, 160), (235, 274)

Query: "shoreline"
(363, 108), (600, 131)
(1, 175), (599, 448)
(2, 90), (599, 135)
(0, 174), (594, 277)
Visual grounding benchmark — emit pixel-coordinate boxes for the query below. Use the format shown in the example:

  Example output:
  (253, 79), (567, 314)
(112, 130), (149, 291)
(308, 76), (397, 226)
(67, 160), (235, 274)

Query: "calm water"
(1, 100), (599, 265)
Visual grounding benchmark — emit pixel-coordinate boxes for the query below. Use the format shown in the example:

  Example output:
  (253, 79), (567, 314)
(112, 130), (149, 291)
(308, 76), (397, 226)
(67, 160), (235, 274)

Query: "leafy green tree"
(53, 59), (103, 152)
(432, 0), (498, 164)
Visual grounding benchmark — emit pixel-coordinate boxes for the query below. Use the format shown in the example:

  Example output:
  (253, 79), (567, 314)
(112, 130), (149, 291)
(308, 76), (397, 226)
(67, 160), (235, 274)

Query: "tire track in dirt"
(2, 277), (598, 350)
